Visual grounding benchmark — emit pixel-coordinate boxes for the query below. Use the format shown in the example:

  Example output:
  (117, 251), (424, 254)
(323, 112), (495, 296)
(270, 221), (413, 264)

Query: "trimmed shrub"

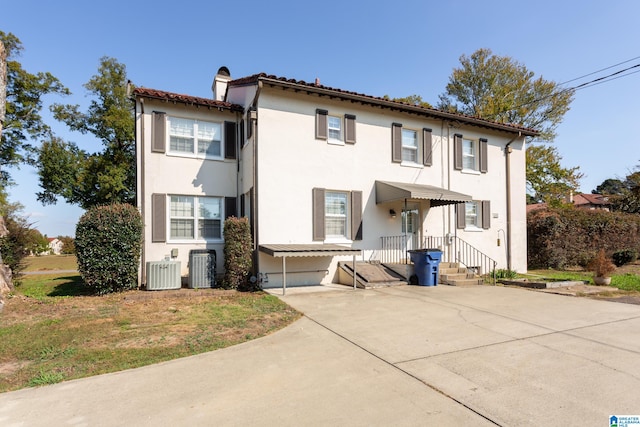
(612, 249), (638, 267)
(222, 217), (254, 291)
(528, 207), (640, 269)
(75, 204), (143, 295)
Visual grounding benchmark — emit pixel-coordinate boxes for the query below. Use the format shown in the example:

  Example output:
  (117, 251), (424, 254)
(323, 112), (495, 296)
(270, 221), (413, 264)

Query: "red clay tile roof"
(229, 73), (539, 136)
(573, 193), (610, 206)
(133, 87), (243, 112)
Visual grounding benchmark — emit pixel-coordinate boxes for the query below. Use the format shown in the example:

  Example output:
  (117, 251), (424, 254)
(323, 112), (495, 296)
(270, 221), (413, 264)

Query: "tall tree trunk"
(0, 40), (13, 302)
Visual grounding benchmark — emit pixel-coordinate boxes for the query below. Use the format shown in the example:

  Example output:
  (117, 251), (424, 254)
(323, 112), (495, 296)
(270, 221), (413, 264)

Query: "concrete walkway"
(1, 285), (640, 426)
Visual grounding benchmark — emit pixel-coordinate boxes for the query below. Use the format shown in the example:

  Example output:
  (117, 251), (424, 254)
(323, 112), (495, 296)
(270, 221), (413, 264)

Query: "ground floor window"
(170, 195), (222, 240)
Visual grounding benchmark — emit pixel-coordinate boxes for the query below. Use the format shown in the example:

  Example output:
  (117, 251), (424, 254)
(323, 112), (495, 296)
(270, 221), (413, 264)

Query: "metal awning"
(259, 244), (361, 257)
(259, 244), (361, 295)
(375, 180), (472, 207)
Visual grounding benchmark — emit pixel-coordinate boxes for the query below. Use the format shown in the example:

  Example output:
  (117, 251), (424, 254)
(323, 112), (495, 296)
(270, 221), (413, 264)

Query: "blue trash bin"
(409, 249), (443, 286)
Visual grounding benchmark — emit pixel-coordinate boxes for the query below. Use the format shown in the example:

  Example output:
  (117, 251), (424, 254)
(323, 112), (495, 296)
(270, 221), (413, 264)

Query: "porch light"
(389, 209), (397, 218)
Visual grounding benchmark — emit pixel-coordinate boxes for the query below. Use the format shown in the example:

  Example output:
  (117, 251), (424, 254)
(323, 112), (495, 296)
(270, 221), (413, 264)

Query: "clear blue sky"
(2, 0), (639, 237)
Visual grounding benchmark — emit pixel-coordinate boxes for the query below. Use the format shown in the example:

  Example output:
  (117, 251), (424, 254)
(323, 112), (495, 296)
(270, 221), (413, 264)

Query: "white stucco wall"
(136, 98), (240, 282)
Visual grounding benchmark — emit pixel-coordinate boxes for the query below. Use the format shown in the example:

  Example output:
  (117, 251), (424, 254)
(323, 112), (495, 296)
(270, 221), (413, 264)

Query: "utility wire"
(558, 55), (640, 86)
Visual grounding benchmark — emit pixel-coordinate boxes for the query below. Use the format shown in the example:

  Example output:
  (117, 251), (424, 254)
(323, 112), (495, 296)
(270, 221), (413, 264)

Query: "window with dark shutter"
(224, 121), (236, 159)
(453, 134), (463, 170)
(482, 200), (491, 229)
(152, 193), (166, 242)
(423, 128), (432, 166)
(392, 123), (403, 163)
(152, 112), (166, 153)
(345, 114), (356, 144)
(312, 188), (326, 240)
(316, 109), (328, 140)
(240, 119), (245, 147)
(351, 190), (363, 240)
(225, 197), (237, 219)
(479, 138), (488, 173)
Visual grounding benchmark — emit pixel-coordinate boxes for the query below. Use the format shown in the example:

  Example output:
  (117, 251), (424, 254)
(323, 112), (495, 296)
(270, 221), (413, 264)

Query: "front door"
(402, 204), (420, 252)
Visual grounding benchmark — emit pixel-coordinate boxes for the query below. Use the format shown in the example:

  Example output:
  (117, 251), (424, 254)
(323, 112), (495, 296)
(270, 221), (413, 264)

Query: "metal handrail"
(423, 235), (497, 284)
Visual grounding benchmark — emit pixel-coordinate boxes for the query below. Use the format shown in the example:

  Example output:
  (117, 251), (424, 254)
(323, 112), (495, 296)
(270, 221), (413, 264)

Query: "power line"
(558, 55), (640, 86)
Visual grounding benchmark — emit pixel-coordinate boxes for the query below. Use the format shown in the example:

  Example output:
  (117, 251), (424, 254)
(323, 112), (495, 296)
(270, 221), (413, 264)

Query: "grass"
(23, 255), (78, 272)
(1, 270), (301, 393)
(525, 269), (640, 292)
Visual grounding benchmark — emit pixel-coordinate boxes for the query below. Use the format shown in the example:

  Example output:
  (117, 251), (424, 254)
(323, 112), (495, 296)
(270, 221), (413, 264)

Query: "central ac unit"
(146, 261), (181, 290)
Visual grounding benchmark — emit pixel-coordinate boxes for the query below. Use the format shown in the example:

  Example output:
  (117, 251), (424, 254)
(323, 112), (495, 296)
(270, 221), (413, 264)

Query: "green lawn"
(23, 255), (77, 272)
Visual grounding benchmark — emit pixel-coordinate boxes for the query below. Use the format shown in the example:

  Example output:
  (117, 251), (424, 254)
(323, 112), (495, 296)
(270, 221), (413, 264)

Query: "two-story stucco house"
(134, 67), (537, 290)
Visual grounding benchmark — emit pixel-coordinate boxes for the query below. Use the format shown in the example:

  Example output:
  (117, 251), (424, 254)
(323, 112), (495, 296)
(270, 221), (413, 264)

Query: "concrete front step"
(439, 262), (484, 286)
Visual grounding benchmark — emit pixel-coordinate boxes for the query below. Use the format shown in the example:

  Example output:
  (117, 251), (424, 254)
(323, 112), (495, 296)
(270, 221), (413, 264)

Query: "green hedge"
(222, 217), (254, 291)
(75, 204), (143, 294)
(528, 207), (640, 269)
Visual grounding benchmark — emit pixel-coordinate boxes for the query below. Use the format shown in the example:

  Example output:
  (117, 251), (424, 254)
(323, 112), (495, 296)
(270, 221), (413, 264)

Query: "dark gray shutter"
(423, 128), (432, 166)
(316, 109), (328, 140)
(312, 188), (325, 241)
(247, 110), (254, 139)
(454, 134), (463, 170)
(240, 119), (245, 147)
(456, 202), (466, 229)
(345, 114), (356, 144)
(224, 121), (236, 159)
(482, 200), (491, 229)
(392, 123), (402, 163)
(479, 138), (488, 173)
(152, 112), (166, 153)
(152, 193), (166, 242)
(240, 194), (246, 217)
(351, 190), (363, 241)
(225, 197), (237, 219)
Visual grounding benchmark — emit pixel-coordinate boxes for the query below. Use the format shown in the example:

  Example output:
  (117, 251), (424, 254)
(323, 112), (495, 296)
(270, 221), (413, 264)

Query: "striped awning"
(375, 180), (472, 207)
(259, 244), (361, 258)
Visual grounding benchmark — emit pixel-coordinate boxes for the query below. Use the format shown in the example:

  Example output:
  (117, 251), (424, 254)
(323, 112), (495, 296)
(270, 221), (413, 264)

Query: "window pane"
(170, 118), (194, 137)
(199, 197), (221, 219)
(402, 129), (418, 163)
(171, 196), (194, 217)
(328, 116), (341, 140)
(197, 140), (221, 156)
(171, 219), (194, 238)
(197, 122), (220, 141)
(463, 139), (476, 170)
(465, 202), (478, 227)
(199, 219), (221, 239)
(325, 192), (348, 238)
(170, 136), (194, 153)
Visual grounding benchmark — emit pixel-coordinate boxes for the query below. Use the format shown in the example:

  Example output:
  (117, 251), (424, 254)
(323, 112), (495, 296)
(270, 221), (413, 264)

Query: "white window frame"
(401, 128), (419, 164)
(464, 201), (481, 230)
(328, 115), (343, 144)
(167, 116), (223, 160)
(169, 195), (223, 242)
(462, 138), (478, 171)
(325, 191), (351, 241)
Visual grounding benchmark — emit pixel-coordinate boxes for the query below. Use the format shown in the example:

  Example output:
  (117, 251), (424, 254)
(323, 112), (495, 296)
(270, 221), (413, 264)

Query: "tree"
(0, 31), (69, 187)
(526, 145), (583, 205)
(58, 235), (75, 255)
(383, 94), (432, 108)
(438, 48), (573, 142)
(609, 171), (640, 213)
(594, 178), (628, 196)
(37, 57), (135, 208)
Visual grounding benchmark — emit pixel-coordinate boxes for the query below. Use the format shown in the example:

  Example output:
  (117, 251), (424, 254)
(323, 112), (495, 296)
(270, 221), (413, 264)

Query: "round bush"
(75, 204), (143, 295)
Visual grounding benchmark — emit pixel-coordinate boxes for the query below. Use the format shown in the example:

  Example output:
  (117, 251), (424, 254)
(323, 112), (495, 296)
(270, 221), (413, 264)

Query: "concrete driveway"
(1, 285), (639, 426)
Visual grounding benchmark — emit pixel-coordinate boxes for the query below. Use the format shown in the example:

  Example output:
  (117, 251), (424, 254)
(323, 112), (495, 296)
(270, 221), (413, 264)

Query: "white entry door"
(402, 204), (420, 252)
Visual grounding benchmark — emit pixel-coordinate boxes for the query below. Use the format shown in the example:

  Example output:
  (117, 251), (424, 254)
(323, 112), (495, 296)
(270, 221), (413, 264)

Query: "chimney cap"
(217, 66), (230, 77)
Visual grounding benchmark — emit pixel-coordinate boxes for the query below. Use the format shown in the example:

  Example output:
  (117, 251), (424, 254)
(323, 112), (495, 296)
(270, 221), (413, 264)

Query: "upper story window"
(328, 116), (342, 141)
(170, 195), (222, 241)
(316, 110), (356, 144)
(454, 134), (488, 173)
(462, 138), (477, 170)
(168, 117), (222, 159)
(402, 129), (419, 163)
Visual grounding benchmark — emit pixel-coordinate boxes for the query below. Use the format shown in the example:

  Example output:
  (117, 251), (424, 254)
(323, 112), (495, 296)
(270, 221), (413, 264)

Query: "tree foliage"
(37, 57), (135, 209)
(609, 171), (640, 214)
(0, 201), (33, 281)
(438, 48), (573, 142)
(383, 94), (432, 108)
(526, 145), (583, 205)
(0, 31), (69, 187)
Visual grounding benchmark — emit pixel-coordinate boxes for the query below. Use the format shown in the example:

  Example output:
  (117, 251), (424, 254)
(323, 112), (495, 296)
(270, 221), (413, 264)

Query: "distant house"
(571, 193), (611, 211)
(48, 238), (63, 255)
